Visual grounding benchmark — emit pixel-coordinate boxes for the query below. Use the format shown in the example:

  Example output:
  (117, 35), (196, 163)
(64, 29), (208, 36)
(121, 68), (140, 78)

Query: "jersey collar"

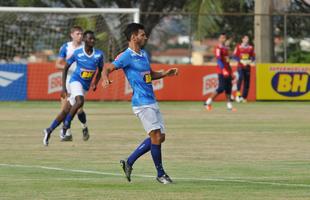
(128, 47), (143, 57)
(83, 46), (95, 58)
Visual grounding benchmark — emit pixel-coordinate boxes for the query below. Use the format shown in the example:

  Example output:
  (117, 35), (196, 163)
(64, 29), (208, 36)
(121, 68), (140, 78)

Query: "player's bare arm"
(55, 57), (66, 70)
(102, 64), (116, 88)
(61, 63), (71, 97)
(151, 68), (178, 80)
(91, 66), (103, 91)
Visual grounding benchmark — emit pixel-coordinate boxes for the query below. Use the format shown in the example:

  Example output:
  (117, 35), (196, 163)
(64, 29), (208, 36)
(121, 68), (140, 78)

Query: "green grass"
(0, 101), (310, 200)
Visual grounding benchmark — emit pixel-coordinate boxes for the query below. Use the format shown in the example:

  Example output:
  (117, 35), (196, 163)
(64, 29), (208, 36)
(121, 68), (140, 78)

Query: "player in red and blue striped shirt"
(204, 33), (234, 111)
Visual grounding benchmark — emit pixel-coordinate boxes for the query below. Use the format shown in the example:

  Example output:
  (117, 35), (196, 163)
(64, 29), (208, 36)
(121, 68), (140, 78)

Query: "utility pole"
(254, 0), (273, 62)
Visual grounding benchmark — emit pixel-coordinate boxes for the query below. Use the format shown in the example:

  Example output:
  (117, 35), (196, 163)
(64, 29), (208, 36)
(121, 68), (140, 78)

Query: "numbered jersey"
(112, 48), (156, 107)
(215, 44), (231, 75)
(58, 41), (83, 75)
(66, 47), (104, 91)
(233, 44), (255, 67)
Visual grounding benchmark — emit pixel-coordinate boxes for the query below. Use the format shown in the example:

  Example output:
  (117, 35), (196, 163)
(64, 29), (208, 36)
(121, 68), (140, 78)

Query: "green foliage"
(186, 0), (254, 40)
(185, 0), (223, 39)
(17, 0), (47, 6)
(287, 50), (310, 63)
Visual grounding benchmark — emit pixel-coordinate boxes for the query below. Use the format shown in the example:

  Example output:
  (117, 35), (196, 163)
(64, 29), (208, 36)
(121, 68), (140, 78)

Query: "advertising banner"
(27, 63), (256, 101)
(0, 64), (27, 101)
(256, 64), (310, 100)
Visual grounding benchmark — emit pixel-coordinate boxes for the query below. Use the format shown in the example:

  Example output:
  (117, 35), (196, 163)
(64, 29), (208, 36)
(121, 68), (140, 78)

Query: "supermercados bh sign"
(257, 64), (310, 100)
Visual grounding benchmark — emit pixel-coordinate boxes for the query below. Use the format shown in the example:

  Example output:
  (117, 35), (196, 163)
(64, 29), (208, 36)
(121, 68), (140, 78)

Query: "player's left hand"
(166, 68), (178, 77)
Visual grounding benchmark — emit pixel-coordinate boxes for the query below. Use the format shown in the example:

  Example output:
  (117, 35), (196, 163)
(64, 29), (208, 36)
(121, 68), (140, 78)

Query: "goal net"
(0, 7), (139, 101)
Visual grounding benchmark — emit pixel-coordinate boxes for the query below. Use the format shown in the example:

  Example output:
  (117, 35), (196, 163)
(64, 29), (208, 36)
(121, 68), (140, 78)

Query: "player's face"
(219, 34), (226, 44)
(84, 34), (96, 47)
(242, 36), (249, 44)
(134, 29), (148, 47)
(71, 30), (83, 43)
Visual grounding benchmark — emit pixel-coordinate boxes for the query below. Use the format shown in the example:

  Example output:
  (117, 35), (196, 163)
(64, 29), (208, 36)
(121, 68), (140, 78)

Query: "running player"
(56, 26), (89, 141)
(43, 30), (104, 146)
(204, 33), (234, 111)
(102, 23), (178, 184)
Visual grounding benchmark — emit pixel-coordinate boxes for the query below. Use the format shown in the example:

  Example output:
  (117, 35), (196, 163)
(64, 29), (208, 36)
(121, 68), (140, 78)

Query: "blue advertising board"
(0, 64), (27, 101)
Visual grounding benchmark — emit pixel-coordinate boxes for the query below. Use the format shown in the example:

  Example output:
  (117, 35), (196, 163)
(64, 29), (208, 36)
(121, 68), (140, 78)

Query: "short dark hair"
(83, 30), (94, 38)
(71, 25), (83, 33)
(123, 23), (145, 41)
(219, 32), (226, 37)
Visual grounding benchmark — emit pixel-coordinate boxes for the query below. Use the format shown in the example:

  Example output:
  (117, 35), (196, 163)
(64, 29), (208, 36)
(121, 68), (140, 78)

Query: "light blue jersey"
(113, 48), (156, 106)
(66, 47), (104, 91)
(59, 42), (83, 75)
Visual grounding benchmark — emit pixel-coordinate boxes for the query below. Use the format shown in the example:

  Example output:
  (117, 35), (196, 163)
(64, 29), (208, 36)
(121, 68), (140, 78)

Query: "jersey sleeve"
(215, 47), (221, 59)
(58, 44), (67, 58)
(66, 51), (76, 65)
(112, 52), (130, 69)
(233, 45), (240, 61)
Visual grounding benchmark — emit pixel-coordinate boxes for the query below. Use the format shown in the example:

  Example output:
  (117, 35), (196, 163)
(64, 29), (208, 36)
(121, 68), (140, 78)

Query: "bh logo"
(271, 72), (310, 97)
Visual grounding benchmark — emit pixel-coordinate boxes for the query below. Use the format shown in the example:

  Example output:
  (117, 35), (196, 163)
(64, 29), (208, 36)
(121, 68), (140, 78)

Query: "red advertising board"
(27, 63), (256, 101)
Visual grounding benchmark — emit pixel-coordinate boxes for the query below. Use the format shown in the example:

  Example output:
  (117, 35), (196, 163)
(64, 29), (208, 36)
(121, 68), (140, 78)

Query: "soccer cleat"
(205, 104), (212, 111)
(59, 129), (65, 140)
(43, 129), (51, 146)
(60, 129), (72, 141)
(120, 159), (133, 182)
(235, 96), (242, 103)
(61, 134), (72, 141)
(203, 101), (212, 111)
(156, 174), (173, 184)
(82, 127), (90, 141)
(227, 102), (233, 110)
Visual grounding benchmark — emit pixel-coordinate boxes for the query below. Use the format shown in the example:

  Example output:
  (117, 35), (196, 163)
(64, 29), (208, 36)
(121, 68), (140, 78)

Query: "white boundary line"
(1, 163), (310, 188)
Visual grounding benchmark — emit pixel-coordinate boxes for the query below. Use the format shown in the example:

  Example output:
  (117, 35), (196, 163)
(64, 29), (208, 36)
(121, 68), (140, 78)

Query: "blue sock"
(151, 144), (165, 177)
(127, 137), (151, 166)
(63, 113), (73, 129)
(77, 111), (87, 124)
(47, 119), (60, 133)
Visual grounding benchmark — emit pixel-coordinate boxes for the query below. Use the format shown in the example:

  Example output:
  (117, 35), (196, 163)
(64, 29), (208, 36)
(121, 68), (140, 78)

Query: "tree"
(0, 0), (189, 61)
(186, 0), (254, 42)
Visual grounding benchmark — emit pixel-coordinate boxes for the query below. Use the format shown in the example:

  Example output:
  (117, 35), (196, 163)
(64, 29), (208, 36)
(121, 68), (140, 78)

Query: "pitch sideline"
(0, 163), (309, 188)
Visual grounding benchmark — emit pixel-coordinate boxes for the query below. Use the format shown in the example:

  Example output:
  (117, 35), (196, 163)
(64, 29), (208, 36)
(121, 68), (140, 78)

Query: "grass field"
(0, 101), (310, 200)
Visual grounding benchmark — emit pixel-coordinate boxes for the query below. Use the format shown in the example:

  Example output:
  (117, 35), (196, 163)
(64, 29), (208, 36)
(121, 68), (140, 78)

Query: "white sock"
(81, 123), (87, 129)
(206, 98), (212, 105)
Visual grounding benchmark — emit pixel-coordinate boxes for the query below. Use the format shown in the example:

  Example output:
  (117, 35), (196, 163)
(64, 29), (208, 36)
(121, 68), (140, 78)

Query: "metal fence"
(0, 10), (309, 65)
(142, 12), (310, 65)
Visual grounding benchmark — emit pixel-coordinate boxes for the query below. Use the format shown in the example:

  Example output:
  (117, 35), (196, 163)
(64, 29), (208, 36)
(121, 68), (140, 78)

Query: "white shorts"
(132, 103), (166, 134)
(67, 81), (86, 106)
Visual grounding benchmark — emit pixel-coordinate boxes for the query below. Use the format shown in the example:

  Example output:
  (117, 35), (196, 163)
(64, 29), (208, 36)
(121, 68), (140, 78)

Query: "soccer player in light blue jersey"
(43, 30), (104, 146)
(56, 25), (89, 141)
(102, 23), (178, 184)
